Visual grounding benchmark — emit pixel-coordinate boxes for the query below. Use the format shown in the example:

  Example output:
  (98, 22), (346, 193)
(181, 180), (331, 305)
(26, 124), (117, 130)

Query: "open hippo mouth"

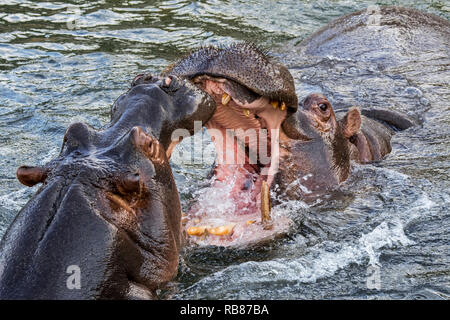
(166, 43), (304, 246)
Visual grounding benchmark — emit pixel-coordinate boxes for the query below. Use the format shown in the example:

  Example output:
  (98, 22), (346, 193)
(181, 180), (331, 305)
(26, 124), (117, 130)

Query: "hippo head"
(0, 76), (216, 299)
(275, 93), (362, 198)
(165, 43), (305, 195)
(164, 43), (306, 246)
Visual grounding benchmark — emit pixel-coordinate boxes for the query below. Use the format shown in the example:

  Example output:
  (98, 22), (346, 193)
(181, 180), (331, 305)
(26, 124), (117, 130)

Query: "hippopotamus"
(165, 7), (429, 246)
(0, 75), (216, 299)
(274, 93), (416, 200)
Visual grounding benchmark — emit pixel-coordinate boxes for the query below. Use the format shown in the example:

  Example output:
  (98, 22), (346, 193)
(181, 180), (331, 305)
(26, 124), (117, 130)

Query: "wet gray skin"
(0, 76), (216, 299)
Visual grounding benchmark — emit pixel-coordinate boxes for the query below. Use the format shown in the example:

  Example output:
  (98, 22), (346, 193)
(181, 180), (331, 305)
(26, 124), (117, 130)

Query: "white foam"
(181, 215), (417, 294)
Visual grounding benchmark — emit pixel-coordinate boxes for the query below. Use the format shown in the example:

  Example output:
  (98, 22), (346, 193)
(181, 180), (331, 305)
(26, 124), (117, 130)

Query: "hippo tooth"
(246, 220), (256, 225)
(187, 226), (209, 236)
(261, 180), (273, 230)
(181, 211), (188, 225)
(222, 93), (231, 105)
(207, 224), (236, 236)
(270, 100), (279, 109)
(243, 109), (250, 117)
(280, 101), (286, 111)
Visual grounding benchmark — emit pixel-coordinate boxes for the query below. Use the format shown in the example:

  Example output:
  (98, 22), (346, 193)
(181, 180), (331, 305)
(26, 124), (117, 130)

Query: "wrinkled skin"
(0, 76), (216, 299)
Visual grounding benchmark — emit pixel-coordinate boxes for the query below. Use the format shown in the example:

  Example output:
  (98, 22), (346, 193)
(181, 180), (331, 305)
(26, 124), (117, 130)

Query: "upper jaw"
(195, 76), (289, 127)
(193, 79), (290, 189)
(164, 43), (298, 110)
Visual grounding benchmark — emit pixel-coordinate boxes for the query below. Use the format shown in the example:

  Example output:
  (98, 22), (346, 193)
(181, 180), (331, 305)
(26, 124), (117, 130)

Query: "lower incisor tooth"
(280, 102), (286, 111)
(270, 100), (279, 109)
(222, 93), (231, 105)
(261, 181), (273, 230)
(207, 224), (236, 236)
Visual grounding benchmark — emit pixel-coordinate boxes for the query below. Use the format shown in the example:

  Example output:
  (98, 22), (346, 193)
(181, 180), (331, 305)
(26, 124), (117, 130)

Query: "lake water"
(0, 0), (449, 299)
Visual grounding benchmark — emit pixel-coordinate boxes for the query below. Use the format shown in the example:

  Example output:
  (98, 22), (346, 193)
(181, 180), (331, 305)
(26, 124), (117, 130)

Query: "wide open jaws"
(182, 76), (292, 247)
(164, 43), (299, 246)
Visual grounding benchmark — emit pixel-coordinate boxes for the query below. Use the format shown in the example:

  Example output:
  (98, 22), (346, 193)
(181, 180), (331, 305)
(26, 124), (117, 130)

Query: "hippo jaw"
(166, 43), (301, 188)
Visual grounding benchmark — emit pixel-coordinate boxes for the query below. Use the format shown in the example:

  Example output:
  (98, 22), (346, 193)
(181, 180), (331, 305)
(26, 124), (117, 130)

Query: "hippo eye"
(319, 103), (328, 111)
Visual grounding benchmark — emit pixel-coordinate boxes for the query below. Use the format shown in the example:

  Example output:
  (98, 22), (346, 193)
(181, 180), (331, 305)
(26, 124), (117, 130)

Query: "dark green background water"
(0, 1), (449, 299)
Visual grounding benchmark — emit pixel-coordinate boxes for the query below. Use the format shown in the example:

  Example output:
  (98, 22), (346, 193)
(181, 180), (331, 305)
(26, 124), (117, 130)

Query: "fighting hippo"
(0, 76), (216, 299)
(166, 19), (422, 246)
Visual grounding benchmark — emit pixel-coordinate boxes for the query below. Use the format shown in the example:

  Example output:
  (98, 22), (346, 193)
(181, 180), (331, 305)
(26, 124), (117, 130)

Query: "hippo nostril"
(116, 172), (142, 195)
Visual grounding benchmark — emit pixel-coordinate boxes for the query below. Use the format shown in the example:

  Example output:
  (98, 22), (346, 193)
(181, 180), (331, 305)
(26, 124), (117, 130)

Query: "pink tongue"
(213, 164), (261, 214)
(185, 163), (262, 219)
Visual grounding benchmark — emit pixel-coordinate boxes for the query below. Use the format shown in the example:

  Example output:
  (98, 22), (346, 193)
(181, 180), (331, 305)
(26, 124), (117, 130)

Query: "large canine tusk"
(261, 180), (273, 230)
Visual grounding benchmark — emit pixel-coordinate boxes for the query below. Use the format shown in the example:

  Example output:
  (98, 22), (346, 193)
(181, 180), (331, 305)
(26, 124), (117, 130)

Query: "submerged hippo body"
(287, 6), (449, 119)
(0, 76), (215, 299)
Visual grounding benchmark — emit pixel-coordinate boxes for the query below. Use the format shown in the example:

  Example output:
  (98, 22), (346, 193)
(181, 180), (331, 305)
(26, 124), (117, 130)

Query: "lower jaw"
(183, 176), (291, 247)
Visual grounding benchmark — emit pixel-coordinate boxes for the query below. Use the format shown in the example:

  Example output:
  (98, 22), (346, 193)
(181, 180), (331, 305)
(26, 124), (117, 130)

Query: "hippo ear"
(341, 107), (361, 139)
(16, 166), (48, 187)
